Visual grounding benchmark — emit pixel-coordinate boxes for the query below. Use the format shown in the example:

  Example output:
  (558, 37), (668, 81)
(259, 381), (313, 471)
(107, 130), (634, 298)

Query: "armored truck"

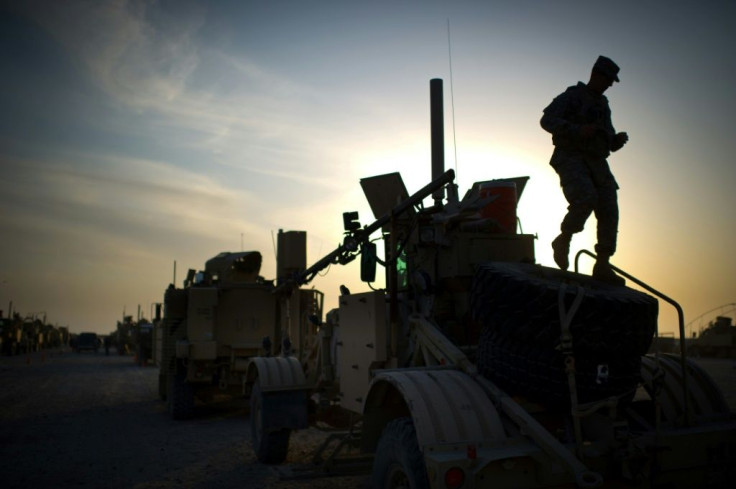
(0, 315), (22, 356)
(134, 321), (154, 366)
(160, 232), (323, 419)
(115, 315), (136, 355)
(244, 79), (736, 488)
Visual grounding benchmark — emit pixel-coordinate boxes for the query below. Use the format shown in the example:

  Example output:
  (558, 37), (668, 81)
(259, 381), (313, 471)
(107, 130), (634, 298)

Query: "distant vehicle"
(75, 332), (100, 353)
(160, 243), (322, 420)
(689, 316), (736, 358)
(135, 321), (154, 366)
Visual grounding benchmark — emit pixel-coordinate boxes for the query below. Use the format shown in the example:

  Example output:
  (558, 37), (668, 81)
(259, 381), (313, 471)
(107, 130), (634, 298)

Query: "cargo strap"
(558, 283), (585, 356)
(558, 283), (586, 459)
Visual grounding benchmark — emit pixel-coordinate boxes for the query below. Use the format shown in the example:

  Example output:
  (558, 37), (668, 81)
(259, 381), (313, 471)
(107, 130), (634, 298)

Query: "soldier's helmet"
(593, 56), (620, 82)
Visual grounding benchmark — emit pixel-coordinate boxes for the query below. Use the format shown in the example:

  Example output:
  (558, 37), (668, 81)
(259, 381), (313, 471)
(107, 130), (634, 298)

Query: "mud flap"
(247, 356), (310, 430)
(259, 388), (309, 430)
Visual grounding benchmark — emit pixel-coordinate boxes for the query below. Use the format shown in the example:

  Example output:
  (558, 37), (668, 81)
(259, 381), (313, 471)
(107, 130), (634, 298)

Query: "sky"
(1, 0), (734, 338)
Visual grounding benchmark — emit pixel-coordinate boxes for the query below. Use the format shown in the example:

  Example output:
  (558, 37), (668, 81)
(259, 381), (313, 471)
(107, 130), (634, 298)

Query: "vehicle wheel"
(168, 368), (194, 420)
(471, 262), (657, 356)
(250, 379), (290, 464)
(371, 417), (429, 489)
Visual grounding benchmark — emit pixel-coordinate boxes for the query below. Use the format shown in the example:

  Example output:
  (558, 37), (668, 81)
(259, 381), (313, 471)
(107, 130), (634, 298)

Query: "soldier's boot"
(551, 233), (571, 271)
(592, 253), (625, 286)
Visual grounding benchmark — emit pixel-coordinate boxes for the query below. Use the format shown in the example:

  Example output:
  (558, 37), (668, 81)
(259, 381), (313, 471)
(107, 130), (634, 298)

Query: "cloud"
(0, 150), (264, 261)
(17, 0), (204, 110)
(17, 2), (361, 185)
(12, 1), (438, 201)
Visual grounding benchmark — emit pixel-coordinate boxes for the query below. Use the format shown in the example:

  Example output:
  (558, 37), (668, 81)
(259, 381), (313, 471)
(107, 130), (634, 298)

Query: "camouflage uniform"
(541, 82), (625, 256)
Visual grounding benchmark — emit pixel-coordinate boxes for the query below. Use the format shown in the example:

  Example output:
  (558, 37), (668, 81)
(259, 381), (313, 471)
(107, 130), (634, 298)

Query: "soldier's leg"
(593, 184), (619, 256)
(592, 183), (624, 285)
(552, 158), (597, 270)
(557, 159), (597, 235)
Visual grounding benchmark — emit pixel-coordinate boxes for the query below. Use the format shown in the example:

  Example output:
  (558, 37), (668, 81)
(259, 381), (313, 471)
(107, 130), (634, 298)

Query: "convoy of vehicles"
(8, 78), (732, 488)
(1, 312), (69, 356)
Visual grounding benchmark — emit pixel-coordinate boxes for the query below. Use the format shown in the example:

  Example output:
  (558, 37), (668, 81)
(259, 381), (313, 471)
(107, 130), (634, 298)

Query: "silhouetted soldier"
(541, 55), (629, 285)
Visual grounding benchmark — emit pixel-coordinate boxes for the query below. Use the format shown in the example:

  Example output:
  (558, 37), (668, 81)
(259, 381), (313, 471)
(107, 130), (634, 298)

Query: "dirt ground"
(0, 349), (369, 489)
(1, 349), (734, 489)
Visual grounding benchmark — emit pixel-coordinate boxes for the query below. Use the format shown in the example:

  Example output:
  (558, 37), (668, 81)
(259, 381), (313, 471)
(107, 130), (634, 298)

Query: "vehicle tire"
(250, 379), (291, 464)
(477, 328), (642, 408)
(168, 368), (194, 420)
(371, 417), (429, 489)
(471, 262), (657, 356)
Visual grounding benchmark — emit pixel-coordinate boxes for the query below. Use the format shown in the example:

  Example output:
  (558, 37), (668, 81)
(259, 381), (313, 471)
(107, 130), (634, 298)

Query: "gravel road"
(1, 350), (734, 489)
(0, 349), (369, 489)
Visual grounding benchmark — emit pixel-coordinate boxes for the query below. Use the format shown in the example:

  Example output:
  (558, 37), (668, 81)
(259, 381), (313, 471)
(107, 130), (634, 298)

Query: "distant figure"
(104, 335), (110, 356)
(540, 55), (629, 285)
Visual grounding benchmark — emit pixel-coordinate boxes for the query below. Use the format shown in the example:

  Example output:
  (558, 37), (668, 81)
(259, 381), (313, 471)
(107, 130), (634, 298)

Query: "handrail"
(574, 249), (692, 426)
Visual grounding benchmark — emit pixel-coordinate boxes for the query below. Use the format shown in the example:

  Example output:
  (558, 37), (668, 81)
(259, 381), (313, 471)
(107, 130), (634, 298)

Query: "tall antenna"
(447, 19), (459, 176)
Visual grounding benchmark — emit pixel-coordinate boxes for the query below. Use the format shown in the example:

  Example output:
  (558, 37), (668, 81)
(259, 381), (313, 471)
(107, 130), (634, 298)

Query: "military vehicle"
(1, 312), (68, 355)
(74, 332), (100, 353)
(134, 320), (155, 366)
(0, 314), (22, 356)
(41, 323), (65, 349)
(148, 303), (163, 366)
(160, 234), (323, 420)
(689, 316), (736, 358)
(20, 318), (44, 353)
(244, 79), (736, 488)
(115, 315), (136, 355)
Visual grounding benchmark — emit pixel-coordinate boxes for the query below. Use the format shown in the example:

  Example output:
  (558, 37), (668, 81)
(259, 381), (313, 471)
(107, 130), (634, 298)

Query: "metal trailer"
(244, 79), (736, 488)
(159, 240), (324, 420)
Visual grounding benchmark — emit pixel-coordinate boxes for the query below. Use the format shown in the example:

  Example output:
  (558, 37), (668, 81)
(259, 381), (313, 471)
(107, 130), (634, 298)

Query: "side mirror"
(360, 241), (377, 282)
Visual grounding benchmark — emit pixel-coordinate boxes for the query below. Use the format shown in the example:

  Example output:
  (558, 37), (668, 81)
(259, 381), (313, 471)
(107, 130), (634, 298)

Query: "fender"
(246, 356), (309, 430)
(641, 353), (731, 424)
(362, 368), (506, 452)
(246, 355), (308, 391)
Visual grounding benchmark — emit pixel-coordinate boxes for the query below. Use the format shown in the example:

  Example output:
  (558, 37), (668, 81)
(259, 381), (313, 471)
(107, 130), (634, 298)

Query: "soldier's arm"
(611, 132), (628, 151)
(540, 93), (579, 138)
(604, 105), (628, 152)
